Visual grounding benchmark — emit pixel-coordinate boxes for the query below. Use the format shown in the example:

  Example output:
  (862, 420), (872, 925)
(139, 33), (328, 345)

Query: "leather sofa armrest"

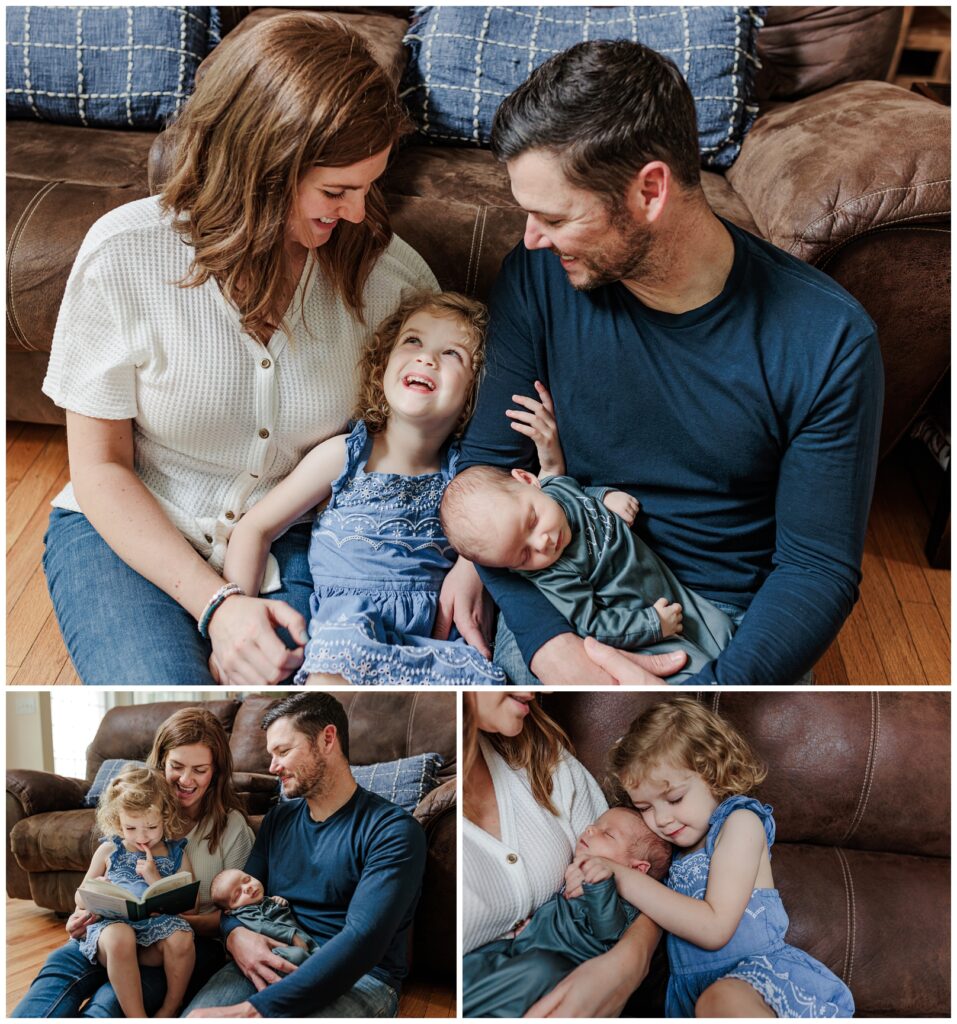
(413, 778), (456, 827)
(7, 770), (87, 817)
(726, 81), (950, 265)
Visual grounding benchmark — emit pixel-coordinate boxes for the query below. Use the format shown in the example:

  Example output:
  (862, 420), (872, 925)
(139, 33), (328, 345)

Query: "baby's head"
(356, 289), (488, 440)
(211, 869), (266, 911)
(95, 765), (185, 848)
(440, 466), (571, 570)
(575, 807), (671, 880)
(607, 698), (767, 850)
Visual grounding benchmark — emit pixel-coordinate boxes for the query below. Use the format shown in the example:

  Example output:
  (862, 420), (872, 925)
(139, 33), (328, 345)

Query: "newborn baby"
(211, 869), (317, 966)
(463, 807), (671, 1018)
(441, 466), (735, 679)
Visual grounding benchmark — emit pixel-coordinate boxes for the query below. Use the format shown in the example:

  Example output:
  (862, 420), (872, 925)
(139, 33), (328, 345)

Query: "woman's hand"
(65, 907), (99, 940)
(135, 845), (162, 885)
(506, 381), (565, 478)
(207, 595), (307, 685)
(433, 557), (495, 658)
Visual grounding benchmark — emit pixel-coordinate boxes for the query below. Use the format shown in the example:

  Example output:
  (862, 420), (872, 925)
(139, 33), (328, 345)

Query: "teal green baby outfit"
(519, 476), (734, 677)
(462, 877), (636, 1018)
(227, 897), (318, 966)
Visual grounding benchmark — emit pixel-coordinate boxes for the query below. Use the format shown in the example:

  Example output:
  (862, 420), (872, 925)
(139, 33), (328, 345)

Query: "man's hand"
(506, 381), (566, 478)
(530, 633), (616, 684)
(583, 636), (687, 684)
(433, 557), (494, 658)
(226, 927), (297, 991)
(602, 490), (640, 526)
(188, 1002), (260, 1018)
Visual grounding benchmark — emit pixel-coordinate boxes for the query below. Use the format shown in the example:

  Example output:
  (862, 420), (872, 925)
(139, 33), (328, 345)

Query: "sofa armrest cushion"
(7, 770), (86, 817)
(413, 777), (456, 827)
(725, 81), (950, 265)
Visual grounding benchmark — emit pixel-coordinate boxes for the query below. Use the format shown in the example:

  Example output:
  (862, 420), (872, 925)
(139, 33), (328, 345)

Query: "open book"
(78, 871), (199, 922)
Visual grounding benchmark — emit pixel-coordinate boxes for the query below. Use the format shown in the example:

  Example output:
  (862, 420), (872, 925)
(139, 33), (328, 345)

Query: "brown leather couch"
(6, 692), (456, 980)
(6, 7), (950, 457)
(537, 690), (950, 1018)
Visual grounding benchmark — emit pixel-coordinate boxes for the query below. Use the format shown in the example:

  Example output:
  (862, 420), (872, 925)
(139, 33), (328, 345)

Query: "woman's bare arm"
(66, 412), (307, 683)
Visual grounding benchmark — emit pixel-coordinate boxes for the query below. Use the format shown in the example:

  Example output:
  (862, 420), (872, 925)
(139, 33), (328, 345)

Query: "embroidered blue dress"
(666, 796), (855, 1018)
(78, 836), (192, 962)
(295, 420), (505, 685)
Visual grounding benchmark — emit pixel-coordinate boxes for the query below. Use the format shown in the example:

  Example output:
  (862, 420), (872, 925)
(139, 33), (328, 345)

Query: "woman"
(41, 12), (437, 685)
(12, 708), (255, 1017)
(462, 692), (660, 1016)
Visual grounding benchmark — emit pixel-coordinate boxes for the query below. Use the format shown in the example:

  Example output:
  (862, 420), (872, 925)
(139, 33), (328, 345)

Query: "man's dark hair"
(261, 692), (350, 761)
(491, 39), (701, 204)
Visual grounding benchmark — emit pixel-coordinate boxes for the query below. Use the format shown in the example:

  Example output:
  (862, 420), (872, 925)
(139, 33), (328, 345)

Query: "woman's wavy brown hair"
(463, 694), (574, 817)
(95, 765), (187, 841)
(159, 12), (410, 339)
(148, 707), (248, 854)
(355, 290), (488, 438)
(607, 697), (767, 802)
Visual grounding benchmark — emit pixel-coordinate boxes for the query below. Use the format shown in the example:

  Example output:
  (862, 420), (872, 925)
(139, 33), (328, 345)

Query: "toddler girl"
(221, 290), (505, 685)
(76, 766), (196, 1018)
(576, 698), (855, 1018)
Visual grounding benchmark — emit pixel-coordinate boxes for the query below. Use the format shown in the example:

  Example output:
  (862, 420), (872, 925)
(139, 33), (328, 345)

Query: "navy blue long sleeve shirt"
(221, 786), (426, 1017)
(459, 221), (883, 684)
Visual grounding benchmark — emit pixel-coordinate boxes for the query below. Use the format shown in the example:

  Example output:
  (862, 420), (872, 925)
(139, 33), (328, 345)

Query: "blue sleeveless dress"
(666, 796), (855, 1018)
(78, 836), (192, 962)
(295, 420), (506, 685)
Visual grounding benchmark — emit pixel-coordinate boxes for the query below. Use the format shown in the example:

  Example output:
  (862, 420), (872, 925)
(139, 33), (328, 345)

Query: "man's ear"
(511, 468), (541, 488)
(626, 161), (671, 225)
(631, 859), (652, 874)
(321, 723), (339, 754)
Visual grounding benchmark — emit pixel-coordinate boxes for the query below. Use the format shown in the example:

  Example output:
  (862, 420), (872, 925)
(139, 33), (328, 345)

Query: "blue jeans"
(182, 962), (399, 1017)
(11, 936), (224, 1018)
(42, 509), (312, 684)
(494, 606), (813, 685)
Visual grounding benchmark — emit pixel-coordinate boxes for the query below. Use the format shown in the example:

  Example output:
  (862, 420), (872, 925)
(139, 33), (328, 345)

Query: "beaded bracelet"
(198, 583), (245, 638)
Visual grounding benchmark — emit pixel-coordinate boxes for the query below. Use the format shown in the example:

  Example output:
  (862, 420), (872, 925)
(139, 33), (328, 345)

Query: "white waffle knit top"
(462, 736), (608, 954)
(43, 195), (437, 588)
(184, 809), (255, 913)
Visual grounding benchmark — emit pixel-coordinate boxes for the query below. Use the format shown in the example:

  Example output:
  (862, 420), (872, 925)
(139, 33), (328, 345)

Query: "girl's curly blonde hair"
(94, 765), (187, 841)
(607, 697), (766, 802)
(354, 290), (488, 438)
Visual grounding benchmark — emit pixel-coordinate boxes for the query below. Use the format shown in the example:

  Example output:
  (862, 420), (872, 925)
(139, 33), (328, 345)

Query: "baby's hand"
(579, 856), (615, 884)
(654, 597), (683, 638)
(506, 381), (566, 478)
(602, 490), (640, 526)
(270, 895), (289, 907)
(563, 860), (587, 899)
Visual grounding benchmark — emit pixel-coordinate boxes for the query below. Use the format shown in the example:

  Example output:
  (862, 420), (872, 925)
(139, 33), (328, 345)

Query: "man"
(186, 692), (426, 1017)
(446, 40), (883, 685)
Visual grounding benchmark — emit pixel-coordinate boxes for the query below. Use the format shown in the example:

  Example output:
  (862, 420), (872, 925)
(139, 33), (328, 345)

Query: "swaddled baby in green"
(462, 807), (671, 1018)
(211, 868), (317, 966)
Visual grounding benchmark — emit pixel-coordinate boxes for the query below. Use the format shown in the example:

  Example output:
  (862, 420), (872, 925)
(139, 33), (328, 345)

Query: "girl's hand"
(135, 844), (162, 885)
(433, 557), (494, 658)
(602, 489), (641, 526)
(563, 860), (587, 899)
(579, 855), (615, 884)
(207, 595), (308, 685)
(506, 382), (566, 478)
(66, 907), (99, 940)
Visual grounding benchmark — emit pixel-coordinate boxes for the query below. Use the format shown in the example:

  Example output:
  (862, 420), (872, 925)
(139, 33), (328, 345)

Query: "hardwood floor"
(6, 898), (456, 1016)
(6, 422), (951, 684)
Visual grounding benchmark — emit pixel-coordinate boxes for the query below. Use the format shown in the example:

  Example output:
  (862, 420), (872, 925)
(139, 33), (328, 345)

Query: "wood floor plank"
(923, 562), (951, 638)
(7, 463), (70, 610)
(834, 598), (889, 685)
(11, 608), (72, 685)
(814, 639), (849, 686)
(55, 657), (82, 684)
(7, 420), (26, 450)
(7, 431), (68, 552)
(900, 601), (950, 685)
(7, 568), (63, 680)
(6, 423), (56, 494)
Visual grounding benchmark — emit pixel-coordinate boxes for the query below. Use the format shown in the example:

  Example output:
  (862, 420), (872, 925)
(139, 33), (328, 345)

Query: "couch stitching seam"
(835, 846), (856, 984)
(7, 179), (62, 351)
(803, 177), (951, 233)
(842, 691), (879, 842)
(464, 206), (480, 294)
(790, 208), (952, 259)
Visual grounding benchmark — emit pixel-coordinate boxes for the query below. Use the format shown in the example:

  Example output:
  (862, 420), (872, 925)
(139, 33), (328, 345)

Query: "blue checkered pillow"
(279, 752), (445, 814)
(84, 758), (147, 808)
(6, 6), (220, 129)
(403, 6), (764, 170)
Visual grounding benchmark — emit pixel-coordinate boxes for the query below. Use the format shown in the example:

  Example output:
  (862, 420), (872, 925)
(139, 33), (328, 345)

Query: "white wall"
(6, 691), (53, 772)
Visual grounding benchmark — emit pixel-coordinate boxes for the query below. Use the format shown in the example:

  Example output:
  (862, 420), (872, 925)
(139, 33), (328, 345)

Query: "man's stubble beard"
(282, 749), (329, 799)
(571, 208), (659, 292)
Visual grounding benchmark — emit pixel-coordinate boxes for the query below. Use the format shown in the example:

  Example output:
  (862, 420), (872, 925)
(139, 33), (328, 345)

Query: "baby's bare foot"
(653, 597), (683, 638)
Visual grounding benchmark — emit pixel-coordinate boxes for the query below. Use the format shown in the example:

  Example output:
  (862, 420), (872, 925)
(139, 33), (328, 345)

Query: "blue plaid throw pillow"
(6, 6), (220, 129)
(279, 752), (445, 814)
(84, 758), (147, 808)
(403, 6), (764, 170)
